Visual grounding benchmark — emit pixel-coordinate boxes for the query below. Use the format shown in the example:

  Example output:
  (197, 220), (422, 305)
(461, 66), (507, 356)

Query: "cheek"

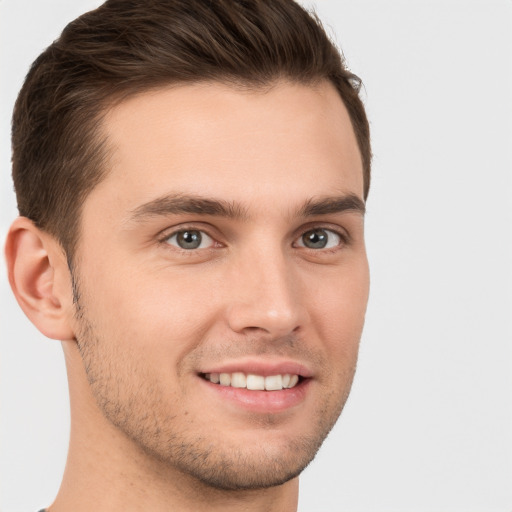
(77, 262), (220, 367)
(309, 260), (369, 343)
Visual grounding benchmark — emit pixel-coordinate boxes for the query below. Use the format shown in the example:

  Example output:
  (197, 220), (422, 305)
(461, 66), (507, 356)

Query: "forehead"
(87, 80), (364, 221)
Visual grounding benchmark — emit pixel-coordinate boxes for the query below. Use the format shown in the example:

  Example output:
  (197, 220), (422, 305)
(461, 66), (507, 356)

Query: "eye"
(296, 228), (342, 250)
(165, 229), (214, 250)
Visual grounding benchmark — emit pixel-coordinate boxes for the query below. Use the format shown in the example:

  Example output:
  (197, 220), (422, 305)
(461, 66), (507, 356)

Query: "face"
(71, 81), (369, 490)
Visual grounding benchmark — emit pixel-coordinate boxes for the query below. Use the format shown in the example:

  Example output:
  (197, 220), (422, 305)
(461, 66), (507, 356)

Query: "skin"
(6, 80), (369, 512)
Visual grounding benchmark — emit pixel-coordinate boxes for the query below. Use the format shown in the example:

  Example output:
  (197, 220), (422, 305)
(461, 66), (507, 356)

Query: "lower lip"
(199, 377), (311, 414)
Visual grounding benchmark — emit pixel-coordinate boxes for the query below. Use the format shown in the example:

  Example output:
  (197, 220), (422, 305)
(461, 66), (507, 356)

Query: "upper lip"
(198, 358), (313, 378)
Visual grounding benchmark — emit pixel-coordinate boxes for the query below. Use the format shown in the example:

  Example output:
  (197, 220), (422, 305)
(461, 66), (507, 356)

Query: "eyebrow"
(128, 194), (248, 222)
(298, 194), (366, 217)
(127, 192), (365, 224)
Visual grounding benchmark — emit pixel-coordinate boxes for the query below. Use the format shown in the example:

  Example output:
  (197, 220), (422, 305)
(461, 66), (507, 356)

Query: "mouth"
(197, 361), (313, 413)
(200, 372), (302, 391)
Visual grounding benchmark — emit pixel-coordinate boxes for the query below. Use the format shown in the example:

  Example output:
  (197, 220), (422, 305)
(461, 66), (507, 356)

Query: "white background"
(1, 1), (511, 511)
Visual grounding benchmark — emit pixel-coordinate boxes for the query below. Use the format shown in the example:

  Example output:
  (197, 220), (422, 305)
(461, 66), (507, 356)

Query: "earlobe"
(5, 217), (75, 341)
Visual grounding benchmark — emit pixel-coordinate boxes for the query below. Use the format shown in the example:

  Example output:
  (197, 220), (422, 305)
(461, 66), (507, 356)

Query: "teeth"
(288, 374), (299, 388)
(265, 375), (283, 390)
(204, 372), (301, 390)
(231, 372), (247, 388)
(247, 374), (265, 390)
(219, 373), (231, 386)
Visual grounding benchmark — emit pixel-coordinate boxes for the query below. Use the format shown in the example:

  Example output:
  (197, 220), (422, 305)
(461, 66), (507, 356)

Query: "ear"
(5, 217), (75, 341)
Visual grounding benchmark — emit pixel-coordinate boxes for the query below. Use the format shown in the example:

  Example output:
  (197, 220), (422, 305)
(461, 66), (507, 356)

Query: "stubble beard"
(71, 274), (356, 491)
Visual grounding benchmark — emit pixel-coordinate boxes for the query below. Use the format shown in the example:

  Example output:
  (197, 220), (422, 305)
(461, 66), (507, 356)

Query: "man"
(5, 0), (371, 510)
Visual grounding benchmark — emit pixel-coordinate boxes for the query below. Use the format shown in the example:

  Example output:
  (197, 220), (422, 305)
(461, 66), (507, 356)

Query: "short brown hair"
(12, 0), (371, 257)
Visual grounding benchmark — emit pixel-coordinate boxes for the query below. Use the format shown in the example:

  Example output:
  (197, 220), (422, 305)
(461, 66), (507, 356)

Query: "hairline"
(65, 76), (365, 267)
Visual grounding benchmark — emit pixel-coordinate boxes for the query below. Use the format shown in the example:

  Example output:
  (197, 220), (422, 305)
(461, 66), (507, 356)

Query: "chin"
(124, 412), (339, 492)
(165, 434), (322, 491)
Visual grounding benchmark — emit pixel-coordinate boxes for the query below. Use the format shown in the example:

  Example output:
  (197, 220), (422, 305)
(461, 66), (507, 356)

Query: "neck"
(49, 342), (299, 512)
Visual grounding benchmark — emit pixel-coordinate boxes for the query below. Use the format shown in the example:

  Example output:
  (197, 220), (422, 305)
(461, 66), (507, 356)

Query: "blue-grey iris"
(176, 230), (202, 249)
(302, 229), (328, 249)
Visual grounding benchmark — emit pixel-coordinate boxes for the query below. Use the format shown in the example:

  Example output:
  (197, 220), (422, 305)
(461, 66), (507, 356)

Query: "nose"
(225, 245), (307, 338)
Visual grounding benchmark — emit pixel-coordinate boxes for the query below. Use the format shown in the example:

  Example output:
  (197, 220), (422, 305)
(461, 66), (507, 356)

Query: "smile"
(202, 372), (300, 391)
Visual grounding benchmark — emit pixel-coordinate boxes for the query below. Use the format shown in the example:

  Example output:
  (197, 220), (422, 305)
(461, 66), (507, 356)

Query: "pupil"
(177, 230), (202, 249)
(303, 229), (327, 249)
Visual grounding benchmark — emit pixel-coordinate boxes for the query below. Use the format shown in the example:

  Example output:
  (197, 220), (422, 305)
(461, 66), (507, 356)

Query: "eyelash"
(157, 224), (220, 254)
(294, 228), (347, 252)
(158, 224), (349, 253)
